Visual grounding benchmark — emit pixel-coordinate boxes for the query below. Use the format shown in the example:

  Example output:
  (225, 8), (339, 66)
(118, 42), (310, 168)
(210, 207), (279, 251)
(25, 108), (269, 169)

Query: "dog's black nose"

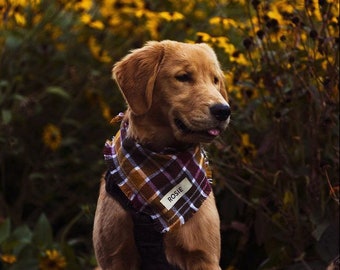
(210, 104), (231, 121)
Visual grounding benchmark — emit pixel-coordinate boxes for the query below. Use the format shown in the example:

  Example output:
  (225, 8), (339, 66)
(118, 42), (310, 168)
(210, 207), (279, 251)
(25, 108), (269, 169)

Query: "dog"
(93, 40), (230, 270)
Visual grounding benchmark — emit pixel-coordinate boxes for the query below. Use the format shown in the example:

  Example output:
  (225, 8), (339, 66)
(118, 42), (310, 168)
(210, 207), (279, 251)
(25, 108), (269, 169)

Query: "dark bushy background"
(0, 0), (338, 269)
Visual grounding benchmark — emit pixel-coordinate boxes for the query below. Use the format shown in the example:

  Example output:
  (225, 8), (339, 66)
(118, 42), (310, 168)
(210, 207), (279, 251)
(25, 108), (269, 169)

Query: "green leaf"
(8, 258), (38, 270)
(5, 33), (23, 49)
(312, 222), (329, 241)
(62, 118), (81, 128)
(61, 137), (77, 146)
(12, 94), (26, 102)
(46, 86), (71, 100)
(8, 244), (38, 270)
(32, 214), (53, 248)
(0, 219), (11, 244)
(2, 109), (12, 124)
(29, 173), (46, 180)
(315, 223), (339, 262)
(12, 225), (32, 245)
(0, 80), (9, 89)
(0, 80), (9, 104)
(1, 225), (32, 255)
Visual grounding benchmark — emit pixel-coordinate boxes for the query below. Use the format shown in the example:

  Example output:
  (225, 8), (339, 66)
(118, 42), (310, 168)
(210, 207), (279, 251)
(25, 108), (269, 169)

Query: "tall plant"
(202, 1), (339, 268)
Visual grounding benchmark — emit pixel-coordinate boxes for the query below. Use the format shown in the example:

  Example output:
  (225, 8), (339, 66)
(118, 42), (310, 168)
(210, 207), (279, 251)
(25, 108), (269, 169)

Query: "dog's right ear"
(112, 41), (165, 115)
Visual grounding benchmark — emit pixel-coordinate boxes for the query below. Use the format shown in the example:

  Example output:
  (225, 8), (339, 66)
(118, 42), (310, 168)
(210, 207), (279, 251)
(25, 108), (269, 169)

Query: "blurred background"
(0, 0), (339, 269)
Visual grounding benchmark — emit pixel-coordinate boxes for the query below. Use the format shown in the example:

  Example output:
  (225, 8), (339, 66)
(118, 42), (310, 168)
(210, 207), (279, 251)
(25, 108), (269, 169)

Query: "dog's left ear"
(112, 41), (165, 115)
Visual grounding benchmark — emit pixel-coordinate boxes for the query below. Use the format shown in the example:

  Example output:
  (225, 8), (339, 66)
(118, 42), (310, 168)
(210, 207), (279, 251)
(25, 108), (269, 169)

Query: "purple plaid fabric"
(104, 122), (212, 233)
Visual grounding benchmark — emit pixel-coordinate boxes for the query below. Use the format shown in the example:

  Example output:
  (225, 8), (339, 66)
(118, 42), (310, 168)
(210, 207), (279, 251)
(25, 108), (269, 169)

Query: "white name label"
(160, 178), (193, 210)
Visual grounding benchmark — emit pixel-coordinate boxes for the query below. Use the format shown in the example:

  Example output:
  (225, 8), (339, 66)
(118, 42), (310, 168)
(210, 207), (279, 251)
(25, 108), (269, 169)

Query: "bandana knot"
(103, 122), (212, 233)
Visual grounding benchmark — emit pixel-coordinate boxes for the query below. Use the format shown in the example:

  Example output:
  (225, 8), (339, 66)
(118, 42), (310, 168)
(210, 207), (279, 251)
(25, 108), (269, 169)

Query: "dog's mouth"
(174, 118), (222, 138)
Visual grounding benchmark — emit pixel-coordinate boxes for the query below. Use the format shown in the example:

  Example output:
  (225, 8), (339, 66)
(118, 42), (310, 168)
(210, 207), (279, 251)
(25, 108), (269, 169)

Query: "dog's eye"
(175, 73), (191, 82)
(213, 76), (219, 84)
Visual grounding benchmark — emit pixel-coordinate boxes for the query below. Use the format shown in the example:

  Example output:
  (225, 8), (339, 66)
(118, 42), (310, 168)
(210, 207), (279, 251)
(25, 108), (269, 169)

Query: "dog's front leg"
(93, 181), (140, 270)
(164, 193), (221, 270)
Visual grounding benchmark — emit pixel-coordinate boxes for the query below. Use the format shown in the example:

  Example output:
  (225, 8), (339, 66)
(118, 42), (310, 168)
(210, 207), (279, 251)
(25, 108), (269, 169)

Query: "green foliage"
(0, 0), (339, 269)
(205, 1), (339, 269)
(0, 212), (95, 269)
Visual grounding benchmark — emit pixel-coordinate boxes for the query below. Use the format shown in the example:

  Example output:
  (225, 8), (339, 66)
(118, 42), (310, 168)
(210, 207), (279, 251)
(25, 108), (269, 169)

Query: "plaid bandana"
(104, 122), (212, 233)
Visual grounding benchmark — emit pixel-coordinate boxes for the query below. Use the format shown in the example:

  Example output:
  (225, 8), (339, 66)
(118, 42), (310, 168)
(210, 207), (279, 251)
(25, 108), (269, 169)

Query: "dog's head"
(113, 40), (230, 147)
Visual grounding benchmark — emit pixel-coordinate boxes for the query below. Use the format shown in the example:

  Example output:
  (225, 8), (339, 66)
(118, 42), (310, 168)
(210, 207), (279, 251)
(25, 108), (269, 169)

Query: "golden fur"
(93, 40), (230, 270)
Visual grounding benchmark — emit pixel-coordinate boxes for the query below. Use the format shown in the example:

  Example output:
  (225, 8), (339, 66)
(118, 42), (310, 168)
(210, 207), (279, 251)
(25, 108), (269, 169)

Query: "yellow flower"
(158, 11), (184, 21)
(196, 32), (211, 42)
(42, 124), (62, 151)
(113, 0), (144, 8)
(14, 12), (26, 26)
(81, 13), (92, 24)
(85, 90), (112, 121)
(274, 0), (294, 14)
(209, 16), (238, 30)
(44, 23), (62, 40)
(213, 37), (235, 56)
(1, 254), (17, 264)
(89, 20), (105, 30)
(230, 51), (250, 66)
(6, 0), (40, 5)
(267, 8), (284, 26)
(74, 0), (93, 11)
(39, 249), (66, 270)
(55, 43), (66, 51)
(169, 0), (195, 15)
(145, 13), (160, 40)
(99, 100), (112, 122)
(306, 0), (322, 21)
(283, 190), (294, 208)
(88, 37), (111, 63)
(81, 14), (105, 30)
(4, 0), (42, 26)
(226, 72), (243, 100)
(239, 133), (257, 163)
(194, 9), (206, 20)
(241, 133), (251, 146)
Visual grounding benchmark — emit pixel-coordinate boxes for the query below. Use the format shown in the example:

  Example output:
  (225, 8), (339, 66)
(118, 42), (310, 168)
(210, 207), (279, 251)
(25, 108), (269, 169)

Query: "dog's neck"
(124, 110), (194, 153)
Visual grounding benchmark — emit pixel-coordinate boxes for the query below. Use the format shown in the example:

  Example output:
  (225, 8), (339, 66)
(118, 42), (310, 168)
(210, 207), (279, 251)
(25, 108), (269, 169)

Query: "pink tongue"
(208, 129), (220, 136)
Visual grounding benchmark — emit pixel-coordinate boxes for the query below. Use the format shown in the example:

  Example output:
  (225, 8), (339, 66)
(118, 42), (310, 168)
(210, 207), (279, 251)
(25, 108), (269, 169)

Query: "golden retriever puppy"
(93, 40), (230, 270)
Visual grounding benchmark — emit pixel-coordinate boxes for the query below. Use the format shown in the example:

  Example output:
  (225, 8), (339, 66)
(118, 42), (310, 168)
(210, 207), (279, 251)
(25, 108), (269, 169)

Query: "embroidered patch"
(160, 178), (193, 210)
